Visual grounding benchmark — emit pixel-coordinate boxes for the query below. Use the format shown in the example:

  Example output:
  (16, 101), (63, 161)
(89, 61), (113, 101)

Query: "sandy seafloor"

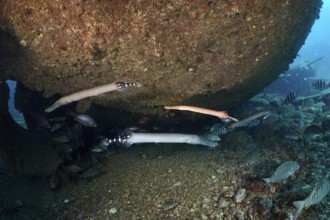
(2, 92), (330, 219)
(1, 142), (330, 220)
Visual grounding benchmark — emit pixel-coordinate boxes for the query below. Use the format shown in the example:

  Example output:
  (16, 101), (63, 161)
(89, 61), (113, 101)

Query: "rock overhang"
(0, 0), (323, 116)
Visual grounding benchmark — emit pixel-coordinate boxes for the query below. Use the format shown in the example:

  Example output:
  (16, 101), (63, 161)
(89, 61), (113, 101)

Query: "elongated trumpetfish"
(100, 131), (219, 148)
(164, 105), (238, 122)
(217, 110), (272, 134)
(45, 80), (142, 113)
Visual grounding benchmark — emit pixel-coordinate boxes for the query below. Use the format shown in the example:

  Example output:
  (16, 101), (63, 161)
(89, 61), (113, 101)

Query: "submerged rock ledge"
(0, 0), (322, 114)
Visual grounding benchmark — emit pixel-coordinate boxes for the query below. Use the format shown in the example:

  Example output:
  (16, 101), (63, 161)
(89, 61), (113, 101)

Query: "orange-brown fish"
(164, 105), (238, 121)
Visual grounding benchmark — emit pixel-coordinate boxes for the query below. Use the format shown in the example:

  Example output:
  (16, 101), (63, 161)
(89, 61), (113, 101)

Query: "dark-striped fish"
(216, 110), (272, 134)
(312, 79), (330, 90)
(284, 92), (297, 104)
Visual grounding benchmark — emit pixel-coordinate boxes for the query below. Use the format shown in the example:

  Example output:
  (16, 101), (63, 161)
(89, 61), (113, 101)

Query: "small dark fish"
(285, 133), (301, 141)
(99, 137), (110, 148)
(50, 122), (65, 132)
(52, 135), (70, 143)
(63, 164), (83, 173)
(74, 114), (97, 127)
(48, 116), (68, 122)
(303, 125), (323, 141)
(92, 137), (109, 152)
(284, 92), (297, 104)
(25, 112), (51, 130)
(312, 79), (330, 90)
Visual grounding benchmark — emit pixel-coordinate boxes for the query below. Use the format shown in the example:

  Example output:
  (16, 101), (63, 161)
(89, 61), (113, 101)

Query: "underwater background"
(1, 1), (330, 220)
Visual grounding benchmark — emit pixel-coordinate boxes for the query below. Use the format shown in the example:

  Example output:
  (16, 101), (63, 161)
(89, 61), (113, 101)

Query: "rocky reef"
(0, 0), (322, 115)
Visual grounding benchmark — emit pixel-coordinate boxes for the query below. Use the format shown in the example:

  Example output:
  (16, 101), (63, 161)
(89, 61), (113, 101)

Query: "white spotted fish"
(293, 178), (330, 220)
(262, 161), (300, 184)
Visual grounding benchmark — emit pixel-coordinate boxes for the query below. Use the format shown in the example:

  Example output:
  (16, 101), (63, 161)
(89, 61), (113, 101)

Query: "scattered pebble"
(218, 197), (230, 208)
(109, 207), (117, 214)
(163, 202), (179, 211)
(142, 153), (148, 160)
(223, 188), (235, 198)
(234, 188), (247, 203)
(173, 181), (182, 187)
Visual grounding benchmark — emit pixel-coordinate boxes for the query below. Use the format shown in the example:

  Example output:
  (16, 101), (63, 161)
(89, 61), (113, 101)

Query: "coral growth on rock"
(0, 0), (322, 115)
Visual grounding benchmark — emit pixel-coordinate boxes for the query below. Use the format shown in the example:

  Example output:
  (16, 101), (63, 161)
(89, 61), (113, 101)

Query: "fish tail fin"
(262, 178), (271, 184)
(292, 200), (305, 220)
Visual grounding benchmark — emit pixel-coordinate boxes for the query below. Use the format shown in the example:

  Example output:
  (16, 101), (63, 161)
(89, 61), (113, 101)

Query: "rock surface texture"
(0, 0), (322, 114)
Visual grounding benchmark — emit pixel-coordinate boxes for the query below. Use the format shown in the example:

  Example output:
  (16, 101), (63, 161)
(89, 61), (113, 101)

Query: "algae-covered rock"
(0, 0), (322, 115)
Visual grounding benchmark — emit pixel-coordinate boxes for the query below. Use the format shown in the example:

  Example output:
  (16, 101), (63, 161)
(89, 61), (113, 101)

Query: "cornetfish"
(45, 80), (142, 113)
(218, 110), (272, 134)
(101, 131), (219, 148)
(164, 105), (238, 122)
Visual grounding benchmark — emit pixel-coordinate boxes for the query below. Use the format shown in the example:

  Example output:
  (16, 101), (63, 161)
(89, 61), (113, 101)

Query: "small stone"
(211, 175), (219, 183)
(234, 188), (247, 203)
(223, 189), (235, 198)
(109, 207), (117, 214)
(218, 197), (230, 208)
(202, 198), (210, 204)
(163, 202), (179, 211)
(142, 153), (148, 160)
(202, 203), (209, 209)
(63, 199), (70, 204)
(20, 40), (27, 47)
(201, 213), (208, 220)
(270, 185), (277, 194)
(234, 209), (245, 220)
(173, 181), (182, 187)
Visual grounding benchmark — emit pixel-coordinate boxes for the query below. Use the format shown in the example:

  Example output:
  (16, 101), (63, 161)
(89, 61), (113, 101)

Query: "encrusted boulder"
(0, 0), (322, 115)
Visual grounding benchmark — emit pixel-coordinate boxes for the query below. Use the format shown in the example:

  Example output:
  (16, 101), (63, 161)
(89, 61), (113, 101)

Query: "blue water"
(298, 0), (330, 79)
(5, 80), (27, 129)
(260, 1), (330, 98)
